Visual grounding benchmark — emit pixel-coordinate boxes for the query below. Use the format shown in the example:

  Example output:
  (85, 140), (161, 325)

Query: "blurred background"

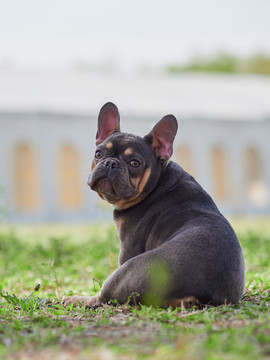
(0, 0), (270, 223)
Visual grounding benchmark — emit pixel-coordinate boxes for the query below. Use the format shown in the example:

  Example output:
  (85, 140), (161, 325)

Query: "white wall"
(0, 112), (269, 223)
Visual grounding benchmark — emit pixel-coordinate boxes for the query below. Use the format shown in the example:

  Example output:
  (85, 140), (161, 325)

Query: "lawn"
(0, 218), (269, 360)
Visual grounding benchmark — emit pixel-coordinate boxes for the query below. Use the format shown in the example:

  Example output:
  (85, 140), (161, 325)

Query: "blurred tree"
(167, 52), (270, 75)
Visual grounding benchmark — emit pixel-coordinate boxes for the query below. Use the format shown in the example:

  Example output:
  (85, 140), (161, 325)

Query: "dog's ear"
(144, 115), (178, 160)
(96, 102), (120, 145)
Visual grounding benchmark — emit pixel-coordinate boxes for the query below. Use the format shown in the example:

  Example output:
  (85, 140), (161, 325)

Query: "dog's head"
(87, 102), (178, 210)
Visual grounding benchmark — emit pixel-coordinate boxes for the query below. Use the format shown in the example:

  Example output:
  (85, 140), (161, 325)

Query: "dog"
(62, 102), (245, 309)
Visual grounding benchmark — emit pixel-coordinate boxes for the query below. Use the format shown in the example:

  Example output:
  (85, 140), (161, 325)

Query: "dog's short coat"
(63, 102), (245, 308)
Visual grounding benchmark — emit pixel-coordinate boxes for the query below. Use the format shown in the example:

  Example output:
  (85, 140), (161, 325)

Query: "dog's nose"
(104, 159), (119, 169)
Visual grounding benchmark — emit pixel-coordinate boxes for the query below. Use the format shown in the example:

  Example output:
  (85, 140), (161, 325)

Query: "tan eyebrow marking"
(106, 142), (113, 149)
(124, 148), (133, 156)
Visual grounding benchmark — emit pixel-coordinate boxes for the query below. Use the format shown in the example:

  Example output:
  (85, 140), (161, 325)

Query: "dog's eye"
(95, 150), (102, 159)
(129, 159), (140, 168)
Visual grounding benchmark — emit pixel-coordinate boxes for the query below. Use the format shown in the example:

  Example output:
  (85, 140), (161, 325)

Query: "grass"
(0, 218), (269, 359)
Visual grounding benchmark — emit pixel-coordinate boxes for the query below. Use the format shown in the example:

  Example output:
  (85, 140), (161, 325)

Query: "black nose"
(104, 159), (119, 169)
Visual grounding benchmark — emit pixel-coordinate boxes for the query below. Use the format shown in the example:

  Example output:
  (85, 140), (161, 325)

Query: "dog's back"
(114, 161), (245, 306)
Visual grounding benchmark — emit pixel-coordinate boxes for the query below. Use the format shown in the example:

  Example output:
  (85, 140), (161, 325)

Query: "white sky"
(0, 0), (270, 70)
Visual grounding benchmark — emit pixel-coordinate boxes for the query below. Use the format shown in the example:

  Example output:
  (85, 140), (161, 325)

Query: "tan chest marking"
(115, 217), (124, 236)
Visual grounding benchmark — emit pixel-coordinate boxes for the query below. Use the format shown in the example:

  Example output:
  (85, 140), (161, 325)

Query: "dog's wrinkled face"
(87, 102), (178, 210)
(88, 133), (157, 209)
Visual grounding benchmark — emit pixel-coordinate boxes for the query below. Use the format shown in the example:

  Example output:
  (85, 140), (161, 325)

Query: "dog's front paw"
(62, 294), (101, 309)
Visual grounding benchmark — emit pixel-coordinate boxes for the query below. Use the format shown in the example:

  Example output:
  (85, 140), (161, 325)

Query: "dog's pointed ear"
(144, 115), (178, 160)
(96, 102), (120, 145)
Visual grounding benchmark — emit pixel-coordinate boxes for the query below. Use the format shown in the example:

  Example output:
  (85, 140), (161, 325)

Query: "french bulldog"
(62, 102), (245, 308)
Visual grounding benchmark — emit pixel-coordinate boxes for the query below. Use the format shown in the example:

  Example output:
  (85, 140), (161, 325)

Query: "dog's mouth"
(96, 178), (115, 195)
(88, 168), (137, 204)
(91, 177), (120, 203)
